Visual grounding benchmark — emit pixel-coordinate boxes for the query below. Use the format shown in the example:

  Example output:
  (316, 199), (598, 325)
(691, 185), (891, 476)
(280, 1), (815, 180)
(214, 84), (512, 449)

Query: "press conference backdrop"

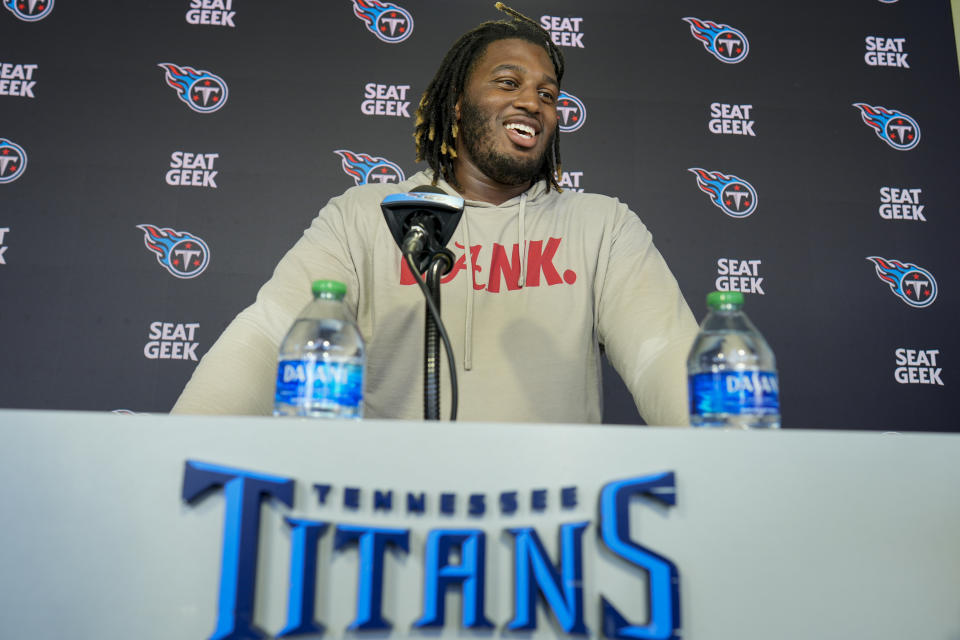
(2, 1), (958, 431)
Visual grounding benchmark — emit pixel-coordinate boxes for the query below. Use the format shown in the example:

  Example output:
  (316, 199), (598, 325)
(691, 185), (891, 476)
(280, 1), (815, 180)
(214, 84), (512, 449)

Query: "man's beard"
(458, 98), (552, 186)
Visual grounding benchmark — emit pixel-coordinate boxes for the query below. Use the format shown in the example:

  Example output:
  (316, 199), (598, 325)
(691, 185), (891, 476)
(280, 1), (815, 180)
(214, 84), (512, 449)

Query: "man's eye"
(498, 78), (518, 88)
(540, 91), (556, 102)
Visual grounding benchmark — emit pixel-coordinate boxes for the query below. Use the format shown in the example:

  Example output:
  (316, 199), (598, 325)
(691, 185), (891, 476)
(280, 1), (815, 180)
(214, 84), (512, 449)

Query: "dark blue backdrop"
(1, 1), (958, 430)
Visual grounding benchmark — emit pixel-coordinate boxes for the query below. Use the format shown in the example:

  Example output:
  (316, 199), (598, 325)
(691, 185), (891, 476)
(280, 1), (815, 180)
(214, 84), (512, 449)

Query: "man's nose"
(512, 84), (540, 112)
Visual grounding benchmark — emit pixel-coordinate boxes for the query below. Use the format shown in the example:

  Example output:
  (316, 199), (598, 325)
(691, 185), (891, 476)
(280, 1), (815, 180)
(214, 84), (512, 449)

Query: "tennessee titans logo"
(688, 168), (757, 218)
(684, 17), (749, 64)
(853, 103), (920, 150)
(138, 224), (210, 279)
(557, 91), (586, 132)
(867, 256), (937, 308)
(352, 0), (413, 43)
(158, 63), (229, 114)
(334, 149), (405, 185)
(0, 138), (27, 184)
(3, 0), (54, 21)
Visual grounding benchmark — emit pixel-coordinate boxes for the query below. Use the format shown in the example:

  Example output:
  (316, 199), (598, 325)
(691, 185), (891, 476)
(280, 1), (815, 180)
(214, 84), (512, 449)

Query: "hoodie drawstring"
(462, 211), (474, 371)
(518, 191), (528, 290)
(458, 185), (533, 372)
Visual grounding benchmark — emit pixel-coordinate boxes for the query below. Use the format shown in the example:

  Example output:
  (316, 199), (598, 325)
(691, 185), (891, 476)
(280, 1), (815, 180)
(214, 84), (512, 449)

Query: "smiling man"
(172, 4), (697, 425)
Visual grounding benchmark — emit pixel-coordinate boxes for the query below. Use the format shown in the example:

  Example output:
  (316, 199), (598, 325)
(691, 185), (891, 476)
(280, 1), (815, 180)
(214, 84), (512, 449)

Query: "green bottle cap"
(706, 290), (744, 309)
(311, 280), (347, 298)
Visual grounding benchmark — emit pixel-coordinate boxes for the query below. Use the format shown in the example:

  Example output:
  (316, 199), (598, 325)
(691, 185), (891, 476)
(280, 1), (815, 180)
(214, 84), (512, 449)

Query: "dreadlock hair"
(413, 2), (566, 192)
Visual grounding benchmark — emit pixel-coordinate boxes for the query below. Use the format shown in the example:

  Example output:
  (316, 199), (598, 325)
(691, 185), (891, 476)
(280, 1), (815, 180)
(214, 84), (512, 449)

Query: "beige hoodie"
(172, 171), (697, 425)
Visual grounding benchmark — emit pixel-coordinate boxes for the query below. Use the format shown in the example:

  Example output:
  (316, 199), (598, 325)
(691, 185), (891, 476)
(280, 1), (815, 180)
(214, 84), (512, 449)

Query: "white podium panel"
(0, 410), (958, 640)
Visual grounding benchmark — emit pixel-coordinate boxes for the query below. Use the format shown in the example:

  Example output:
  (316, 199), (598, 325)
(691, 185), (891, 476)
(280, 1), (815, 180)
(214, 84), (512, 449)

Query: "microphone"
(380, 184), (465, 421)
(381, 185), (464, 274)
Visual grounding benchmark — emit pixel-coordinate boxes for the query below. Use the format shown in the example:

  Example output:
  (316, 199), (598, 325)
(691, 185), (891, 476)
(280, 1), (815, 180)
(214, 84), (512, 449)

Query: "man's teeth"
(505, 123), (535, 138)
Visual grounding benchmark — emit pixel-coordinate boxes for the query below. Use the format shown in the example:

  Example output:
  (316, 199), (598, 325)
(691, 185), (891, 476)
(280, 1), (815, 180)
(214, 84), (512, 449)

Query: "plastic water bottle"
(273, 280), (366, 418)
(686, 291), (780, 428)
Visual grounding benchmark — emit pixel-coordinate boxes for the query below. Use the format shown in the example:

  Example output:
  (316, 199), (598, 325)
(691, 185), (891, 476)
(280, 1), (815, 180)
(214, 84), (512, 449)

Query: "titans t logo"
(853, 103), (920, 150)
(335, 150), (405, 186)
(351, 0), (414, 43)
(158, 63), (229, 114)
(138, 224), (211, 279)
(689, 168), (758, 218)
(867, 256), (937, 308)
(684, 17), (749, 63)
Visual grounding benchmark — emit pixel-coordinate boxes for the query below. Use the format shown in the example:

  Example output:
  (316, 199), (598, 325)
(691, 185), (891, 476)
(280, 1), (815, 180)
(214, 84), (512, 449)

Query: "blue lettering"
(277, 518), (329, 637)
(407, 492), (426, 513)
(599, 472), (680, 640)
(334, 525), (410, 630)
(413, 530), (494, 629)
(374, 490), (393, 511)
(344, 486), (360, 510)
(500, 490), (518, 515)
(507, 522), (589, 634)
(531, 488), (548, 511)
(313, 484), (332, 504)
(182, 461), (295, 640)
(468, 493), (486, 516)
(183, 464), (670, 639)
(561, 486), (578, 509)
(440, 492), (456, 515)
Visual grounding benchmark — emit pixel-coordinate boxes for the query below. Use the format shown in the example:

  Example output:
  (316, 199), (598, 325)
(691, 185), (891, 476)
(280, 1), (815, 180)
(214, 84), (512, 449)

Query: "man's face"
(455, 38), (559, 187)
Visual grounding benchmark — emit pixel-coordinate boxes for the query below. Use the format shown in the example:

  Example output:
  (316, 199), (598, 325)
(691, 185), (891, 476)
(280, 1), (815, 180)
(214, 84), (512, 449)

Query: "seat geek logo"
(716, 258), (765, 294)
(0, 227), (9, 265)
(708, 103), (755, 136)
(361, 83), (411, 117)
(867, 256), (937, 308)
(0, 138), (27, 183)
(185, 0), (235, 27)
(689, 168), (758, 218)
(540, 15), (585, 48)
(138, 224), (211, 279)
(3, 0), (54, 21)
(559, 170), (584, 192)
(166, 151), (219, 188)
(335, 149), (404, 185)
(158, 63), (228, 113)
(865, 36), (909, 68)
(879, 187), (925, 221)
(894, 348), (943, 386)
(352, 0), (413, 43)
(684, 17), (749, 63)
(0, 62), (38, 98)
(145, 322), (200, 361)
(853, 103), (920, 150)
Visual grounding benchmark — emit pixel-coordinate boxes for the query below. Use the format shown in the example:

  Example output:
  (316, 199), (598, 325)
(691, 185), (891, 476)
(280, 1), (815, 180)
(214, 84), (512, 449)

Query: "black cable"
(423, 259), (443, 420)
(403, 251), (459, 421)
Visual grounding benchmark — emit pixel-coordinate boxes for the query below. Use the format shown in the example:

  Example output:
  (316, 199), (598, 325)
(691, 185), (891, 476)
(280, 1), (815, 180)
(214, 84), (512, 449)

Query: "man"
(172, 4), (697, 424)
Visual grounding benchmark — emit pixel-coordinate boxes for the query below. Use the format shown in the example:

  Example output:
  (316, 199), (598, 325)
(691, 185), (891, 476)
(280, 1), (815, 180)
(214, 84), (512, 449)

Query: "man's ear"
(454, 97), (461, 121)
